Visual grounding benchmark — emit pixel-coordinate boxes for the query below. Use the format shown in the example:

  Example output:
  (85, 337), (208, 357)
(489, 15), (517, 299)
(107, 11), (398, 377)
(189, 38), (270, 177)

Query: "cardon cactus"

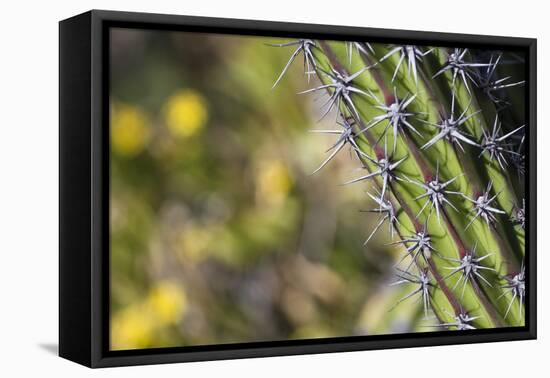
(268, 39), (526, 330)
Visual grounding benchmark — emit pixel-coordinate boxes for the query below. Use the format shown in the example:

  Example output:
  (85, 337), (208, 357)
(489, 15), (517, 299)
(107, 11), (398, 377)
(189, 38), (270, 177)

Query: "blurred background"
(109, 28), (426, 351)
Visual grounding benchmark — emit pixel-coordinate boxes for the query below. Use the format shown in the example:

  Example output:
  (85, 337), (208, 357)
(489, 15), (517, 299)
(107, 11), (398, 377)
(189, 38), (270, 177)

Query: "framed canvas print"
(59, 10), (537, 368)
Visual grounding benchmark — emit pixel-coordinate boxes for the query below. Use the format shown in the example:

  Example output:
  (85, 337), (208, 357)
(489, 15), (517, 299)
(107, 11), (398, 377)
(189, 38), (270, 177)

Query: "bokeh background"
(109, 28), (428, 351)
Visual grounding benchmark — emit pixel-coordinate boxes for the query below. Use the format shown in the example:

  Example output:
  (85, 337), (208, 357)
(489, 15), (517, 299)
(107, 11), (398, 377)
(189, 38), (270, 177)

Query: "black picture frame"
(59, 9), (537, 368)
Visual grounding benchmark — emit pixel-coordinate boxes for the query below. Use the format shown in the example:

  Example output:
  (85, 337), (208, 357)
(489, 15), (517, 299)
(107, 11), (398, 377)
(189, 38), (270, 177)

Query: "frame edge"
(59, 11), (94, 368)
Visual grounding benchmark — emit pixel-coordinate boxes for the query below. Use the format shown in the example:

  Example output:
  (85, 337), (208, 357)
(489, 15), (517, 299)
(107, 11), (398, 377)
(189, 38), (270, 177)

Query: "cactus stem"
(268, 39), (526, 328)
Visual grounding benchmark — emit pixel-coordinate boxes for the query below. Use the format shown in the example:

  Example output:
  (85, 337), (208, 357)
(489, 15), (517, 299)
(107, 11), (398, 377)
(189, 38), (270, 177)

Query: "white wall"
(0, 0), (545, 376)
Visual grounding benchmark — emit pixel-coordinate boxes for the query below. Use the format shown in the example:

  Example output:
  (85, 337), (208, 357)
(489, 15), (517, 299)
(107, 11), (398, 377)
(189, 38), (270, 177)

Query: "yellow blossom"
(164, 90), (208, 138)
(147, 281), (187, 324)
(111, 305), (154, 350)
(111, 281), (188, 350)
(111, 103), (150, 157)
(256, 159), (293, 205)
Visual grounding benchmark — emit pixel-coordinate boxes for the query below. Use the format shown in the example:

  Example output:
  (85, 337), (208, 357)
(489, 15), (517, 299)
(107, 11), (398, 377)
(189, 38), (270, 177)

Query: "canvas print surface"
(109, 27), (527, 351)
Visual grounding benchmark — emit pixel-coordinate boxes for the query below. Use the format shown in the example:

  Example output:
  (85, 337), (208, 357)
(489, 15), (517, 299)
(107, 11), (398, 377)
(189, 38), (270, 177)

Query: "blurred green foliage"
(109, 29), (441, 350)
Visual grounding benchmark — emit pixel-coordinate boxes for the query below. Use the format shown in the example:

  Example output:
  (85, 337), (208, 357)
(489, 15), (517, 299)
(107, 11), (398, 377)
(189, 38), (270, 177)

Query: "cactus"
(268, 38), (526, 330)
